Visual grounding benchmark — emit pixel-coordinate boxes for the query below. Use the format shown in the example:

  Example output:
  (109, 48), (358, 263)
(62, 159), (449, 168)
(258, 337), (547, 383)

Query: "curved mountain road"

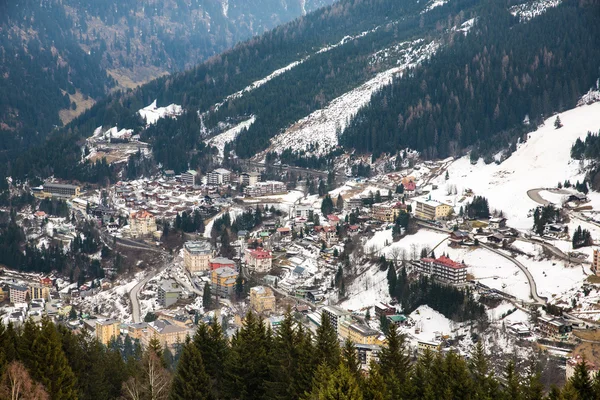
(480, 243), (546, 304)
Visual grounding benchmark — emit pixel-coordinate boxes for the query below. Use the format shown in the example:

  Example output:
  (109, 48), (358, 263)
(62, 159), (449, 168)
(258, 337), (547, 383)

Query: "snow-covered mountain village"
(2, 84), (600, 385)
(2, 0), (600, 394)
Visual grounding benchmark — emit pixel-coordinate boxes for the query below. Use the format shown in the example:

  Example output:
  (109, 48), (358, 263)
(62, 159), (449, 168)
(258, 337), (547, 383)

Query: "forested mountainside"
(341, 1), (600, 160)
(2, 0), (599, 184)
(0, 0), (334, 152)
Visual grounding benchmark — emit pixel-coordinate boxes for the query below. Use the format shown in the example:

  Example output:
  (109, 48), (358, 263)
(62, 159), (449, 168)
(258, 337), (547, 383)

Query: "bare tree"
(390, 247), (402, 264)
(0, 361), (49, 400)
(410, 244), (419, 261)
(123, 351), (171, 400)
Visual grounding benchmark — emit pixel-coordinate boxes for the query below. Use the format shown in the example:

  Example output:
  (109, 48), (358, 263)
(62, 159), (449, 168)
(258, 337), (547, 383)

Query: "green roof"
(388, 314), (407, 322)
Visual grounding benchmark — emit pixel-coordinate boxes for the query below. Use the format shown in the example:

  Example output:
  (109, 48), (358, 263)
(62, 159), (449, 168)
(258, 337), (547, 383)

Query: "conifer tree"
(318, 364), (363, 400)
(169, 338), (211, 400)
(226, 312), (272, 400)
(336, 195), (344, 211)
(202, 283), (212, 310)
(341, 339), (361, 379)
(315, 314), (341, 369)
(570, 359), (594, 400)
(378, 324), (411, 398)
(363, 361), (388, 400)
(503, 361), (522, 400)
(27, 319), (78, 400)
(193, 322), (229, 397)
(469, 342), (499, 399)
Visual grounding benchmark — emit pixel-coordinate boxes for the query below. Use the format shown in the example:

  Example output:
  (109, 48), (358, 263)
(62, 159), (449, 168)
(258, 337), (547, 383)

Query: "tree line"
(2, 311), (600, 399)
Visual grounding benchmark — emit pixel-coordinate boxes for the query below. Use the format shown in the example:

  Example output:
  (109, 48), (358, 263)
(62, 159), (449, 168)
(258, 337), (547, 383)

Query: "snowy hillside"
(206, 116), (256, 157)
(509, 0), (561, 22)
(266, 40), (439, 157)
(427, 101), (600, 230)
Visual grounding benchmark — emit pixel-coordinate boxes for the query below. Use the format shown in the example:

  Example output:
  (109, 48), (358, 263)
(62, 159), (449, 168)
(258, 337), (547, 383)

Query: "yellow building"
(96, 320), (121, 345)
(417, 340), (441, 355)
(127, 323), (149, 340)
(414, 200), (453, 221)
(250, 286), (276, 314)
(0, 287), (4, 302)
(372, 203), (407, 223)
(211, 267), (238, 298)
(143, 319), (194, 348)
(29, 284), (50, 300)
(183, 241), (214, 273)
(129, 210), (157, 238)
(42, 182), (81, 199)
(339, 320), (380, 345)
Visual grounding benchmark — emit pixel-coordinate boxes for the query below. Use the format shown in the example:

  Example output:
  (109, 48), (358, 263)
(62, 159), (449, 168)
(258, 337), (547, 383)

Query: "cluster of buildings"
(88, 316), (195, 348)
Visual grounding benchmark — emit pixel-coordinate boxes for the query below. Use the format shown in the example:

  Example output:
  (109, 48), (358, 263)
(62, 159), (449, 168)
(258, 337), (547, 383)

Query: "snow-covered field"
(364, 229), (448, 259)
(138, 100), (183, 126)
(341, 265), (391, 311)
(428, 101), (600, 231)
(406, 305), (454, 343)
(267, 40), (439, 157)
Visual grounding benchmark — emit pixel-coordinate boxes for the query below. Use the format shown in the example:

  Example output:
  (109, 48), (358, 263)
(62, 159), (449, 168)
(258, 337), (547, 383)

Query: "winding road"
(480, 243), (546, 304)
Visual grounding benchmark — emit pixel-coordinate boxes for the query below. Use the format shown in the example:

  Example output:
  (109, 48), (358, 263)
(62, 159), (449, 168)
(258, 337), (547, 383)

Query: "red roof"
(404, 181), (417, 191)
(348, 225), (359, 231)
(247, 249), (272, 259)
(434, 256), (465, 270)
(327, 215), (340, 222)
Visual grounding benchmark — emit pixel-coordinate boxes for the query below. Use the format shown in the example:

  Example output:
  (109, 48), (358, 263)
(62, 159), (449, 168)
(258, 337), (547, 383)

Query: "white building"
(240, 172), (261, 186)
(181, 170), (198, 186)
(208, 168), (231, 185)
(244, 181), (286, 197)
(183, 241), (214, 273)
(414, 256), (467, 284)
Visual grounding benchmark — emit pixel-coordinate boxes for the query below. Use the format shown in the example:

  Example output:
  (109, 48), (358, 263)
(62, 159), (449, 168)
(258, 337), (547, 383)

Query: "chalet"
(306, 289), (325, 303)
(488, 217), (507, 230)
(404, 180), (417, 196)
(347, 225), (360, 236)
(449, 230), (471, 245)
(245, 249), (273, 273)
(486, 233), (505, 244)
(318, 225), (337, 247)
(374, 302), (396, 318)
(387, 314), (408, 326)
(277, 227), (291, 236)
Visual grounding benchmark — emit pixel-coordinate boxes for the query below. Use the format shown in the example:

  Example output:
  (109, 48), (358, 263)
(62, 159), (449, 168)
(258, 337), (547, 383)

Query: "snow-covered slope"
(428, 101), (600, 230)
(138, 100), (183, 126)
(509, 0), (561, 22)
(266, 40), (439, 156)
(206, 116), (256, 157)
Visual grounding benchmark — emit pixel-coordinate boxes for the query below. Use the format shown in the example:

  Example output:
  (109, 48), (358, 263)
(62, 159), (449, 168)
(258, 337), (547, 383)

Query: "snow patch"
(421, 0), (449, 13)
(138, 100), (183, 126)
(509, 0), (561, 22)
(205, 116), (256, 157)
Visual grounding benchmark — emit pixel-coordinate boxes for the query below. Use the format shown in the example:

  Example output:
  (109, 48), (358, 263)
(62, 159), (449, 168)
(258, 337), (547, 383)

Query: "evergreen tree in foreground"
(169, 338), (212, 400)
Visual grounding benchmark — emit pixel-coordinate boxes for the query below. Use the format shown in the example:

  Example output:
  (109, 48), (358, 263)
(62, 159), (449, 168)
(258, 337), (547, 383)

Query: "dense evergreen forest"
(0, 0), (333, 167)
(0, 311), (597, 400)
(341, 1), (600, 159)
